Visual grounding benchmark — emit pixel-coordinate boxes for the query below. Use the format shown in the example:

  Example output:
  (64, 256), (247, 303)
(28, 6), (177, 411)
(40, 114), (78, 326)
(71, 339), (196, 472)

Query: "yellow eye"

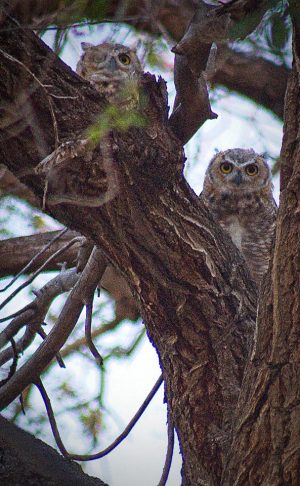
(118, 53), (131, 65)
(245, 164), (258, 176)
(220, 162), (233, 174)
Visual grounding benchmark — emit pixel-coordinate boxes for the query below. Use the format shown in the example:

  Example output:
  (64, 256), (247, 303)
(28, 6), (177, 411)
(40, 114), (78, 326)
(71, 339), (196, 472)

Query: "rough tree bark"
(4, 0), (289, 116)
(0, 415), (107, 486)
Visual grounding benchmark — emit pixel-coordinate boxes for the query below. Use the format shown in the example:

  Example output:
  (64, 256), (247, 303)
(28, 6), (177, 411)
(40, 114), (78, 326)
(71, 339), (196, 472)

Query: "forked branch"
(0, 249), (107, 408)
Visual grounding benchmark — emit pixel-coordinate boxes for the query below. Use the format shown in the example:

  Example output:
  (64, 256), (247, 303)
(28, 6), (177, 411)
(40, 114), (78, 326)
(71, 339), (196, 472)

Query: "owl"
(76, 42), (143, 108)
(200, 148), (277, 287)
(36, 43), (143, 207)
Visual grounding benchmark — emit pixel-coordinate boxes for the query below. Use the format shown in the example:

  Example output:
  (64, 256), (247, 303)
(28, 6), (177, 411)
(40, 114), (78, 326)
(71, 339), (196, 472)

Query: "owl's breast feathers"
(200, 183), (277, 285)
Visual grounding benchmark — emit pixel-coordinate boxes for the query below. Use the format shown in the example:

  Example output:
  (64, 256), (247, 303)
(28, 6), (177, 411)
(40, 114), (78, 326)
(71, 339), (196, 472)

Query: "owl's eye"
(220, 162), (233, 174)
(245, 164), (258, 176)
(118, 53), (131, 65)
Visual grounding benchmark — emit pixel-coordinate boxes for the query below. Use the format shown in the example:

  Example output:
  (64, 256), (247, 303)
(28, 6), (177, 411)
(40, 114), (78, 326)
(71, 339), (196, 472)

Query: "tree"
(0, 1), (299, 485)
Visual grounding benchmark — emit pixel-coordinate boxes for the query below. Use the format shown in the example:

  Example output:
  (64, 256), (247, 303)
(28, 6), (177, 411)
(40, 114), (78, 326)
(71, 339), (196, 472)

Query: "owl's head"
(76, 42), (143, 83)
(205, 148), (272, 193)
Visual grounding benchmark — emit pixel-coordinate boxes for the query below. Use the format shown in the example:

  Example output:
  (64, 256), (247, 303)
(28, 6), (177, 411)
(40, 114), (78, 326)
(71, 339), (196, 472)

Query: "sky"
(0, 21), (283, 486)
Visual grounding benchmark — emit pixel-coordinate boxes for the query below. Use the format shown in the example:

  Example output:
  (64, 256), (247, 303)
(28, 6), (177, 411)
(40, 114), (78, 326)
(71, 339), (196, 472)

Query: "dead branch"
(33, 372), (162, 467)
(0, 338), (18, 386)
(0, 230), (79, 278)
(66, 374), (163, 461)
(34, 378), (69, 456)
(0, 248), (107, 407)
(0, 231), (139, 320)
(169, 0), (272, 143)
(0, 268), (79, 367)
(85, 298), (103, 366)
(38, 327), (65, 368)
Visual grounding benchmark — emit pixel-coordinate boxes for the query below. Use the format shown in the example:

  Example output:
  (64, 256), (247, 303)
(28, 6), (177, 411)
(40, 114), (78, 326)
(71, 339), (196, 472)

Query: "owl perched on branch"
(36, 43), (144, 207)
(200, 148), (277, 287)
(76, 42), (143, 109)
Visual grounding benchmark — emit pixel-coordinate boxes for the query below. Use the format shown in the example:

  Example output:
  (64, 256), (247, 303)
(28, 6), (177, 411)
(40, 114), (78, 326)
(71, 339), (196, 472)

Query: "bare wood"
(0, 17), (257, 484)
(0, 248), (106, 406)
(0, 268), (79, 366)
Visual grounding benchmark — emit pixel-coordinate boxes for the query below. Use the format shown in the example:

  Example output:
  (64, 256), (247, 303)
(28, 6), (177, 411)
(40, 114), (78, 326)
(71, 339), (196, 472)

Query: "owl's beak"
(108, 58), (118, 71)
(232, 172), (243, 185)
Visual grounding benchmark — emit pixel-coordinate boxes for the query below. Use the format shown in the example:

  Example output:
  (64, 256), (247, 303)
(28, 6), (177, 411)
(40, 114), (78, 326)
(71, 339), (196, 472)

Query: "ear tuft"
(81, 42), (93, 51)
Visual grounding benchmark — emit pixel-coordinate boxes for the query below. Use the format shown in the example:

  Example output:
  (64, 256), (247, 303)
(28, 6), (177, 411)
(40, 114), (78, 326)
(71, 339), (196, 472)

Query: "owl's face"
(76, 42), (143, 84)
(205, 149), (271, 193)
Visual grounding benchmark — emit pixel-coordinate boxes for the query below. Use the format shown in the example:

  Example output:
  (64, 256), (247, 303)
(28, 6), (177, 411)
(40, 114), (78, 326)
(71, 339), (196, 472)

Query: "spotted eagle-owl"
(36, 43), (143, 207)
(200, 148), (277, 287)
(76, 42), (143, 108)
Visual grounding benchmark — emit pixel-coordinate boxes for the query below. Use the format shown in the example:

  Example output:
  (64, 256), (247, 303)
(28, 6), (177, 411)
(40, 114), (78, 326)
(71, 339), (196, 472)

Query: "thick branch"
(0, 248), (106, 407)
(0, 164), (38, 205)
(0, 231), (139, 320)
(0, 415), (107, 486)
(0, 231), (78, 277)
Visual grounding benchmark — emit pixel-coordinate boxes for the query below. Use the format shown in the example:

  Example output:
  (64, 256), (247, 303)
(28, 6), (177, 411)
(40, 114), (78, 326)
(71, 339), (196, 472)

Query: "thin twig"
(0, 16), (146, 32)
(36, 372), (163, 459)
(0, 237), (81, 315)
(19, 392), (25, 415)
(103, 328), (145, 360)
(67, 374), (163, 461)
(0, 269), (79, 365)
(157, 413), (175, 486)
(0, 228), (68, 292)
(0, 309), (34, 350)
(35, 378), (69, 456)
(38, 327), (66, 369)
(85, 299), (103, 366)
(0, 339), (18, 387)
